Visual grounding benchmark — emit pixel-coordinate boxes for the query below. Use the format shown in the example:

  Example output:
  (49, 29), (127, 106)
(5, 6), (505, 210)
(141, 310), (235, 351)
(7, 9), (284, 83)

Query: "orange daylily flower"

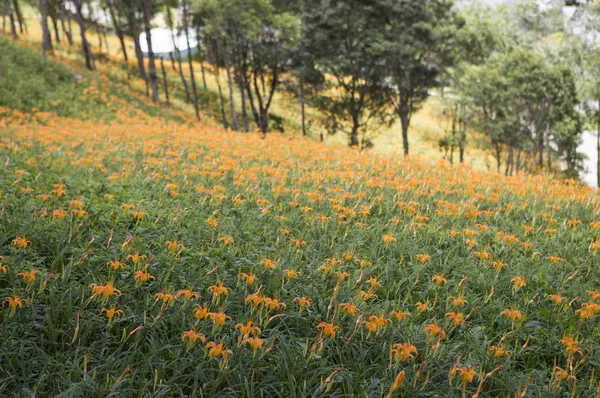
(316, 322), (340, 338)
(390, 343), (418, 361)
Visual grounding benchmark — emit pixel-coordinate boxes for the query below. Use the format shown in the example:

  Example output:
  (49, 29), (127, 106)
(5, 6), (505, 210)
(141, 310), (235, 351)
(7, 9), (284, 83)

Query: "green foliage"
(302, 0), (394, 149)
(456, 48), (582, 175)
(195, 0), (300, 134)
(300, 0), (460, 152)
(0, 37), (107, 119)
(383, 0), (461, 156)
(441, 2), (585, 177)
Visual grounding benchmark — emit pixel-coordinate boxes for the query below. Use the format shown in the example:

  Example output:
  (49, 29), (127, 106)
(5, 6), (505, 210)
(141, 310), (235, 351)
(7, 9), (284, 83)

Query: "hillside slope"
(2, 20), (600, 397)
(4, 7), (497, 168)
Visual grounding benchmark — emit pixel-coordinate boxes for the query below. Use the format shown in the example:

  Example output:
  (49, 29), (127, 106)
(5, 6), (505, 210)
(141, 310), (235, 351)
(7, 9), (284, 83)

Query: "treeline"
(440, 3), (584, 178)
(3, 0), (593, 178)
(32, 0), (167, 105)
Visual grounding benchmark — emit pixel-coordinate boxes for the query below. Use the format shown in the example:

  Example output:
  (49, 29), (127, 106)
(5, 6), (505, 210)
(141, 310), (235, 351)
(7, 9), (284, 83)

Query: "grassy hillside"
(2, 88), (600, 396)
(0, 35), (189, 125)
(2, 10), (599, 398)
(9, 6), (495, 168)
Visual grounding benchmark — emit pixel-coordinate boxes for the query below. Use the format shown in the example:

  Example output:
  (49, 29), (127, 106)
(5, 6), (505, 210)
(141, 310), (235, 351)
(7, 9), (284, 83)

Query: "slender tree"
(160, 57), (169, 104)
(107, 0), (128, 61)
(74, 0), (95, 70)
(12, 0), (25, 34)
(198, 40), (208, 90)
(40, 0), (53, 55)
(166, 2), (190, 103)
(59, 2), (73, 45)
(382, 0), (460, 157)
(209, 37), (229, 130)
(195, 26), (207, 90)
(222, 41), (239, 131)
(124, 2), (148, 92)
(287, 10), (325, 139)
(4, 0), (16, 38)
(49, 5), (60, 44)
(236, 65), (249, 132)
(209, 0), (298, 135)
(142, 0), (159, 103)
(182, 0), (200, 120)
(303, 0), (390, 148)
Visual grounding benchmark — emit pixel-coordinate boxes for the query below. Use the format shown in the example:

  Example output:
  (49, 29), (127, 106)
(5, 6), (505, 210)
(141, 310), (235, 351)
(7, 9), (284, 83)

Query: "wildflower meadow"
(2, 2), (600, 396)
(2, 99), (600, 396)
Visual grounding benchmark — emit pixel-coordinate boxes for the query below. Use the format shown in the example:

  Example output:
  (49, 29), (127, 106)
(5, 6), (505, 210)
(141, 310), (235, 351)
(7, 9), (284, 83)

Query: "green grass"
(0, 36), (191, 125)
(0, 37), (105, 119)
(0, 113), (599, 396)
(0, 21), (599, 398)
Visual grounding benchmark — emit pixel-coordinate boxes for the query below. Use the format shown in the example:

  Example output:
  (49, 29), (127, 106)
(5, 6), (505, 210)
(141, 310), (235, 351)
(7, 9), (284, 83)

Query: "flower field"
(1, 102), (600, 397)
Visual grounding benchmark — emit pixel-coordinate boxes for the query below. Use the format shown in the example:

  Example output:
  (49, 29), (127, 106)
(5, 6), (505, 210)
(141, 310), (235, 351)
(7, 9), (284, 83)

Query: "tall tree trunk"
(235, 64), (249, 132)
(399, 112), (410, 157)
(59, 6), (73, 45)
(160, 57), (169, 105)
(166, 5), (190, 103)
(67, 13), (73, 43)
(449, 110), (457, 164)
(494, 142), (501, 172)
(197, 29), (208, 90)
(75, 0), (95, 70)
(199, 51), (208, 89)
(505, 146), (513, 176)
(244, 56), (278, 135)
(215, 66), (228, 130)
(108, 1), (127, 61)
(175, 51), (190, 103)
(256, 79), (269, 135)
(127, 9), (148, 94)
(397, 93), (411, 157)
(104, 30), (109, 54)
(182, 0), (200, 120)
(300, 75), (306, 136)
(458, 105), (466, 163)
(211, 39), (229, 130)
(222, 41), (239, 131)
(169, 51), (175, 70)
(12, 0), (25, 34)
(244, 71), (262, 133)
(40, 0), (53, 55)
(50, 13), (60, 43)
(142, 0), (159, 103)
(597, 111), (600, 188)
(350, 123), (359, 147)
(4, 0), (16, 37)
(538, 132), (544, 169)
